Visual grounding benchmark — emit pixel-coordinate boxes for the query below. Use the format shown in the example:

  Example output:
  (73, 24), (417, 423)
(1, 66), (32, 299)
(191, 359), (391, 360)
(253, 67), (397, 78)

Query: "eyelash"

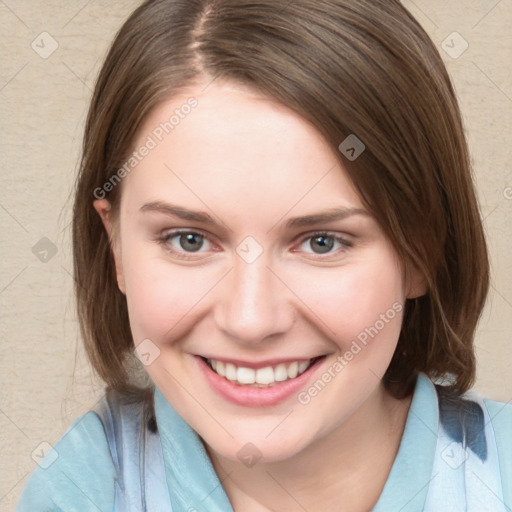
(157, 229), (353, 261)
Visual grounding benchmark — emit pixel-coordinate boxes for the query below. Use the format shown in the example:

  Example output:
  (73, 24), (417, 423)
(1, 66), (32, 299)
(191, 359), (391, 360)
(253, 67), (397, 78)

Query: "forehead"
(122, 81), (364, 223)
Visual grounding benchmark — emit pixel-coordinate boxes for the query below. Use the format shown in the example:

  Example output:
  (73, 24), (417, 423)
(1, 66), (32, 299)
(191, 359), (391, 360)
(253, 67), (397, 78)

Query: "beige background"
(0, 1), (511, 509)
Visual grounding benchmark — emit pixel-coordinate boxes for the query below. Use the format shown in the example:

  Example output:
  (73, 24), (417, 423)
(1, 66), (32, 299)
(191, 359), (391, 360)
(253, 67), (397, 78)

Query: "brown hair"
(73, 0), (489, 400)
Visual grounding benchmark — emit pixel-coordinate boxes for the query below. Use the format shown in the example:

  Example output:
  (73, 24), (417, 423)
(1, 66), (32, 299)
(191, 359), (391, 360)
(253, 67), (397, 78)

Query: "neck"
(207, 383), (412, 512)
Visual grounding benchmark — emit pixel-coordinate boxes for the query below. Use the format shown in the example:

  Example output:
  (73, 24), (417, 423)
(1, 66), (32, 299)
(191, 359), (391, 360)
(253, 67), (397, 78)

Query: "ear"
(405, 262), (427, 300)
(93, 199), (126, 295)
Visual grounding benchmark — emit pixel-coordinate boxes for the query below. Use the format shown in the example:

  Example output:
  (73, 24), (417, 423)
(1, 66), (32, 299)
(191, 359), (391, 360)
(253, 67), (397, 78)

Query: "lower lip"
(196, 356), (324, 407)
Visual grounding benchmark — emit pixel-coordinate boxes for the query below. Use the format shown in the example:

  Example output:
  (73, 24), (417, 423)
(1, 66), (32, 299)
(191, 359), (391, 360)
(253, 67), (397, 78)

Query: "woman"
(17, 1), (511, 510)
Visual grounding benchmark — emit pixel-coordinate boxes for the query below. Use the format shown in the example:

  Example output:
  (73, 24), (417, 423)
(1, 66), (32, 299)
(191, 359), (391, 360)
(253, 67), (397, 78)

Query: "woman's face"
(95, 80), (419, 463)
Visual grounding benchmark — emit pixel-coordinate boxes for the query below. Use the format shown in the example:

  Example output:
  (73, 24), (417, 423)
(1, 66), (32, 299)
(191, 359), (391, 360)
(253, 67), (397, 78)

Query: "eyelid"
(293, 230), (353, 254)
(158, 228), (219, 260)
(160, 227), (212, 240)
(157, 228), (353, 260)
(296, 230), (353, 244)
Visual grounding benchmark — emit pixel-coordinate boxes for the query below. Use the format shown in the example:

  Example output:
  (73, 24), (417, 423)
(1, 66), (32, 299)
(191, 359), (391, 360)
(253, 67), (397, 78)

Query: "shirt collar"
(154, 373), (438, 512)
(154, 388), (234, 512)
(372, 373), (439, 511)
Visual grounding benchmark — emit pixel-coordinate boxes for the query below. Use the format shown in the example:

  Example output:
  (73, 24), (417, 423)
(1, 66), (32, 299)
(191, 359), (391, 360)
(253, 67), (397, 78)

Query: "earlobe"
(405, 264), (428, 300)
(92, 199), (126, 295)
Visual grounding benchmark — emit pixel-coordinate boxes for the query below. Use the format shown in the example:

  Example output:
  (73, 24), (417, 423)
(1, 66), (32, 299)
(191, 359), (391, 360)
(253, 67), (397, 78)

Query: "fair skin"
(94, 80), (423, 511)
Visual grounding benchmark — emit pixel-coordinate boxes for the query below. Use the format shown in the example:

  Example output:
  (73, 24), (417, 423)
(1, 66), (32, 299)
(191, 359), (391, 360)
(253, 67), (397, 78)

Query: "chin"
(200, 419), (320, 466)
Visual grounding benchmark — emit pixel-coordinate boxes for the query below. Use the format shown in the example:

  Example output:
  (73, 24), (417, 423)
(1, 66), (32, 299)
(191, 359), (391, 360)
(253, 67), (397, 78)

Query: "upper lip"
(197, 354), (325, 369)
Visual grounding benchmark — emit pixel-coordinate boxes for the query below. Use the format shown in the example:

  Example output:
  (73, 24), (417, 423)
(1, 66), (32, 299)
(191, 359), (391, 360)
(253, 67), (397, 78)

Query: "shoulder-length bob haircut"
(73, 0), (489, 399)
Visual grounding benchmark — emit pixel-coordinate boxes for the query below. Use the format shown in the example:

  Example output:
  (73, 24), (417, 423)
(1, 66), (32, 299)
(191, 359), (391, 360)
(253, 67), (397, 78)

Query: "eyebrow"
(140, 201), (369, 229)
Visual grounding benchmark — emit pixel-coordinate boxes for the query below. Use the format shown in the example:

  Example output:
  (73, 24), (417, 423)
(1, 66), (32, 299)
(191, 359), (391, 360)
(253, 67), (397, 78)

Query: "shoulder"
(433, 386), (511, 511)
(483, 396), (512, 436)
(16, 403), (117, 512)
(436, 385), (511, 448)
(483, 397), (512, 509)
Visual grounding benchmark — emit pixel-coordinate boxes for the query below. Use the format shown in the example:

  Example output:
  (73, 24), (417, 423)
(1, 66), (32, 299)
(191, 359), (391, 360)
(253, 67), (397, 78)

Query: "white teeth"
(207, 358), (315, 386)
(216, 360), (226, 377)
(287, 362), (298, 379)
(225, 363), (237, 381)
(255, 366), (275, 385)
(298, 361), (309, 374)
(274, 364), (288, 382)
(237, 367), (256, 384)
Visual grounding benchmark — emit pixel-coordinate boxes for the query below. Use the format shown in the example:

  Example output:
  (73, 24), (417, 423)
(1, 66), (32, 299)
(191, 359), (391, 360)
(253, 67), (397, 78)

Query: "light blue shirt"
(16, 374), (512, 511)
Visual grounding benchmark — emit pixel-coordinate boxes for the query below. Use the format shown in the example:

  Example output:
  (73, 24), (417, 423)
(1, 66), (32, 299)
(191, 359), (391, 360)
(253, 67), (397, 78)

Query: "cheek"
(121, 245), (215, 343)
(122, 234), (404, 359)
(285, 252), (405, 351)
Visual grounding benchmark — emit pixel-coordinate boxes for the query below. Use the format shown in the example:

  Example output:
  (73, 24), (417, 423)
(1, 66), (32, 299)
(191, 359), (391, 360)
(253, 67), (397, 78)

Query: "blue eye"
(299, 232), (352, 255)
(175, 232), (204, 252)
(160, 230), (213, 256)
(158, 229), (352, 261)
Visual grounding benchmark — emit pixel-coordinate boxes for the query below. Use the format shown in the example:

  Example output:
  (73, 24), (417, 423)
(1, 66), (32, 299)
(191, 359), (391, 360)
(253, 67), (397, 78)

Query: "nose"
(213, 255), (295, 346)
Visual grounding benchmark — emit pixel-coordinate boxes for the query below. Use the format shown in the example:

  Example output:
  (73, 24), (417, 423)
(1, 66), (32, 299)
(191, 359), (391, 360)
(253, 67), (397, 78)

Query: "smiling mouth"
(201, 356), (324, 387)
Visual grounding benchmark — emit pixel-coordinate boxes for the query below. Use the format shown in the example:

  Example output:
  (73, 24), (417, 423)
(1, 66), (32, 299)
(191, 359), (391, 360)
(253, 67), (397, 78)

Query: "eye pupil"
(311, 235), (334, 254)
(180, 233), (203, 252)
